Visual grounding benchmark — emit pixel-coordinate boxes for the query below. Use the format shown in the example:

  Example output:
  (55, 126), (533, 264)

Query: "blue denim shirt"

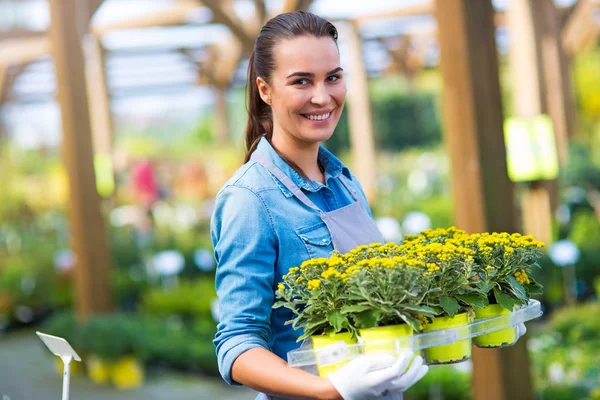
(211, 137), (372, 386)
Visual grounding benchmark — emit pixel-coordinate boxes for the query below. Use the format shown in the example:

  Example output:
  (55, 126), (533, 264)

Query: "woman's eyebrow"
(286, 67), (343, 79)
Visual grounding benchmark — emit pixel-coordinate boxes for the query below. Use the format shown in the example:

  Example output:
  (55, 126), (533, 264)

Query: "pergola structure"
(1, 0), (598, 398)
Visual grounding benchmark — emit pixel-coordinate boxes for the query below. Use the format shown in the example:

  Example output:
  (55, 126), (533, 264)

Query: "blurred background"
(0, 0), (599, 399)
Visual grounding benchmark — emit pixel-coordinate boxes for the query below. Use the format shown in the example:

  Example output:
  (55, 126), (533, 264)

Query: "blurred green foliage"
(78, 313), (146, 362)
(530, 301), (600, 398)
(404, 365), (471, 400)
(41, 311), (218, 374)
(325, 92), (442, 155)
(141, 279), (215, 320)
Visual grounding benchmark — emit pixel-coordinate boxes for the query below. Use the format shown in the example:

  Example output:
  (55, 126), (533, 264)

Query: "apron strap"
(252, 154), (322, 212)
(337, 174), (360, 202)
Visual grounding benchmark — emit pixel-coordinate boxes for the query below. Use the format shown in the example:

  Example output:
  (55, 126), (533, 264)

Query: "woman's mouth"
(301, 111), (332, 122)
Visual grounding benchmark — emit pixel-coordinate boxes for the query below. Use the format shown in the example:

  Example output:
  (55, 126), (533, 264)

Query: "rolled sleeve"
(211, 185), (279, 385)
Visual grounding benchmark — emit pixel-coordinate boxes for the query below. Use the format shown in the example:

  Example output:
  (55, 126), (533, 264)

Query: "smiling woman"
(210, 11), (428, 400)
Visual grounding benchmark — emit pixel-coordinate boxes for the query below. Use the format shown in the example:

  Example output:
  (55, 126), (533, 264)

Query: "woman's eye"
(327, 75), (341, 82)
(294, 78), (309, 85)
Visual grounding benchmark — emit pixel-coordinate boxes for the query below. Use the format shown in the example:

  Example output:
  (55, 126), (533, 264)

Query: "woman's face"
(258, 35), (346, 146)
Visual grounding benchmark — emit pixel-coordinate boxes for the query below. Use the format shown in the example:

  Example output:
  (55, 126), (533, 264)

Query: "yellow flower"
(426, 263), (440, 272)
(277, 283), (284, 291)
(307, 279), (322, 290)
(514, 269), (531, 285)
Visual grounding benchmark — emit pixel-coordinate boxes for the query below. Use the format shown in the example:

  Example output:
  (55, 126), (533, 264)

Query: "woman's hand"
(328, 350), (428, 400)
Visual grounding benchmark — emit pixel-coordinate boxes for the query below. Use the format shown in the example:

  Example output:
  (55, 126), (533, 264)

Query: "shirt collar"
(252, 137), (352, 197)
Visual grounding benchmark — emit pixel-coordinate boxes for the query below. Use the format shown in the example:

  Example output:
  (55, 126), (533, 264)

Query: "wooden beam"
(254, 0), (267, 23)
(92, 0), (201, 36)
(0, 64), (26, 104)
(0, 29), (46, 41)
(88, 0), (106, 21)
(186, 41), (243, 144)
(435, 2), (533, 399)
(48, 0), (114, 320)
(202, 0), (256, 52)
(353, 2), (433, 24)
(0, 37), (50, 66)
(339, 22), (377, 202)
(379, 36), (424, 91)
(281, 0), (313, 13)
(562, 0), (600, 55)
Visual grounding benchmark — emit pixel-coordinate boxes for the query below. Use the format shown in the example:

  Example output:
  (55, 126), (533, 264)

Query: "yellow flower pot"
(473, 304), (517, 348)
(311, 332), (357, 378)
(423, 313), (471, 365)
(86, 355), (111, 385)
(111, 355), (144, 391)
(359, 324), (413, 355)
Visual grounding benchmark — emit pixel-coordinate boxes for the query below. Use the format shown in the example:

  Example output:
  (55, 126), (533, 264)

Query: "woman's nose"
(311, 84), (331, 106)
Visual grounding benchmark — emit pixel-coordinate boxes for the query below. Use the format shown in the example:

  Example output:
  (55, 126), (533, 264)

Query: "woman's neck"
(271, 129), (324, 184)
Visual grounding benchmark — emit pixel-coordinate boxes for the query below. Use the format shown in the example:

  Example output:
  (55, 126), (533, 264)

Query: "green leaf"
(428, 306), (444, 315)
(272, 301), (288, 309)
(440, 296), (460, 317)
(353, 310), (380, 329)
(327, 310), (348, 332)
(398, 314), (420, 332)
(493, 288), (519, 311)
(525, 281), (544, 295)
(340, 305), (372, 314)
(455, 293), (488, 309)
(400, 304), (435, 314)
(506, 276), (528, 301)
(401, 304), (437, 317)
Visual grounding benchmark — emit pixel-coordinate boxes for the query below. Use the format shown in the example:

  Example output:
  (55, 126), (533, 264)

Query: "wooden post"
(48, 0), (113, 320)
(508, 0), (558, 246)
(340, 22), (377, 202)
(84, 36), (113, 158)
(435, 1), (533, 400)
(538, 0), (577, 160)
(214, 85), (230, 146)
(0, 65), (7, 142)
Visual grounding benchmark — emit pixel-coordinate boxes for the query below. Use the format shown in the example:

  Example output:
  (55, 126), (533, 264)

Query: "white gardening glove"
(328, 350), (428, 400)
(516, 322), (527, 339)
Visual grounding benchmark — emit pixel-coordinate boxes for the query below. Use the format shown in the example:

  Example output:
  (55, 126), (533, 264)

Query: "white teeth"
(306, 112), (330, 121)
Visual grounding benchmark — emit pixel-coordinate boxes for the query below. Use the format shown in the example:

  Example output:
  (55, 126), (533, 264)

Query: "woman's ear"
(257, 77), (272, 105)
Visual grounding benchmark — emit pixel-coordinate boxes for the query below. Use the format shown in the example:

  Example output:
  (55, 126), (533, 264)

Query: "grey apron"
(253, 155), (400, 400)
(252, 154), (385, 253)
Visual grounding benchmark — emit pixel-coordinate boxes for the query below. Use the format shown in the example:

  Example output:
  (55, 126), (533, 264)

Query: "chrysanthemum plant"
(398, 228), (490, 318)
(274, 244), (438, 340)
(465, 232), (544, 311)
(337, 247), (438, 333)
(274, 256), (353, 341)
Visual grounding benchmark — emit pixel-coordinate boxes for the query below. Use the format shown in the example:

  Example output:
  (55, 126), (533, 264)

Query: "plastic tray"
(287, 300), (542, 369)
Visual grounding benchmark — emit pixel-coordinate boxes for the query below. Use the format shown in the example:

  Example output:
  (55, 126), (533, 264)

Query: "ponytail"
(244, 51), (273, 163)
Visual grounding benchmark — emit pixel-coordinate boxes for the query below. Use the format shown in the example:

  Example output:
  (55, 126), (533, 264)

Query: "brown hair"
(243, 11), (339, 169)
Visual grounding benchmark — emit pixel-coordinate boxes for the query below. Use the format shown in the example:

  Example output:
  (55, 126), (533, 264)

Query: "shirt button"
(322, 239), (327, 243)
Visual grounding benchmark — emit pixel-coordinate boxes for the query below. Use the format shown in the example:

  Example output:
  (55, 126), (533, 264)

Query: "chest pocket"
(295, 221), (334, 259)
